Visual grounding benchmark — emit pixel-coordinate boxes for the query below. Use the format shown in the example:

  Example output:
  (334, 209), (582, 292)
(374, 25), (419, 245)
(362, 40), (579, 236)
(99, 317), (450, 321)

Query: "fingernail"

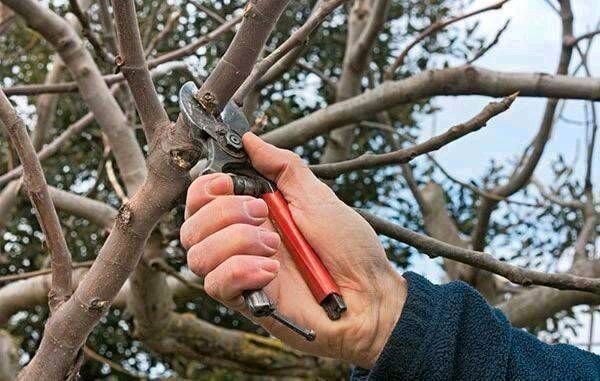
(243, 198), (268, 219)
(206, 176), (230, 196)
(258, 258), (280, 273)
(259, 229), (280, 251)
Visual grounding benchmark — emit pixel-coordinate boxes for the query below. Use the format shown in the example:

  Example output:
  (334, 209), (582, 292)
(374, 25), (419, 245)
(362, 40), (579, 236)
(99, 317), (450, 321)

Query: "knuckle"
(218, 196), (255, 223)
(227, 261), (246, 283)
(285, 151), (306, 168)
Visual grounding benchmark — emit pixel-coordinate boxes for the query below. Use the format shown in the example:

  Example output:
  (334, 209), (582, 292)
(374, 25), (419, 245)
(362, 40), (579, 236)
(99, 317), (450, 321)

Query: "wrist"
(348, 270), (407, 368)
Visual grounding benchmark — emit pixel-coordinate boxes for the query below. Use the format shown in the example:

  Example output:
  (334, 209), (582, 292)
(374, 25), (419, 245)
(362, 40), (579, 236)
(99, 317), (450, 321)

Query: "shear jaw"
(179, 81), (248, 174)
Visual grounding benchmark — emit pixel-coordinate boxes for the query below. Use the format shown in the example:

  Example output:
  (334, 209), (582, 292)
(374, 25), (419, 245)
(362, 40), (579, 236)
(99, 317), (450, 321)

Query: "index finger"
(185, 173), (233, 219)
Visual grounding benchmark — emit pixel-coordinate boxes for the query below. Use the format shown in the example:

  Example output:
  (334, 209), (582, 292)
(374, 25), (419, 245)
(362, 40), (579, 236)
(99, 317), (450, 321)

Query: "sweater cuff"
(361, 272), (440, 379)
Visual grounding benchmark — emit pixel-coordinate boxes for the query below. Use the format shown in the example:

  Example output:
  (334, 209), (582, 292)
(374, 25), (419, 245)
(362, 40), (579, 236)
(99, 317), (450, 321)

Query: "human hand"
(181, 133), (407, 368)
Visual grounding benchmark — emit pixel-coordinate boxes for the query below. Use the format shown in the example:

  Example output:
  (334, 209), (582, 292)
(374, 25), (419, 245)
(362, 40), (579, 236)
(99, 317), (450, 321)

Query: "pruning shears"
(179, 82), (347, 341)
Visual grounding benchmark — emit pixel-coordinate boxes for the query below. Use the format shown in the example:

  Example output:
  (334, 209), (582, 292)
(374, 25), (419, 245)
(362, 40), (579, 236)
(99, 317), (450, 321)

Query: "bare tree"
(0, 0), (598, 379)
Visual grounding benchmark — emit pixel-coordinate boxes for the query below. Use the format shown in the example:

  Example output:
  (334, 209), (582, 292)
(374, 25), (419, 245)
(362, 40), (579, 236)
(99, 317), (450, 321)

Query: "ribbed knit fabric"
(351, 272), (600, 380)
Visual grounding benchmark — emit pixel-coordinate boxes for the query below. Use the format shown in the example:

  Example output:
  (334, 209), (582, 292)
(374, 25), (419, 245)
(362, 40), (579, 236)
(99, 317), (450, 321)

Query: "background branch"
(0, 90), (72, 310)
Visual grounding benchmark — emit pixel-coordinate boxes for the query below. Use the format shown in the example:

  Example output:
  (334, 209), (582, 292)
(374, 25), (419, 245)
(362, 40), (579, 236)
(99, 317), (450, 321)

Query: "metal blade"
(222, 101), (251, 136)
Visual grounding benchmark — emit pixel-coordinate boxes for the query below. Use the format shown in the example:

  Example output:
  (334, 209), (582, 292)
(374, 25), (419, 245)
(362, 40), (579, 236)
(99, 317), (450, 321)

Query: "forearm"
(354, 272), (600, 380)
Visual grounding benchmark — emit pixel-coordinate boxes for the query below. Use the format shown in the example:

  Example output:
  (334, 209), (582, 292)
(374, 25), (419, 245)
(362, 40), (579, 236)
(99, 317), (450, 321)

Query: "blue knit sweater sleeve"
(351, 272), (600, 381)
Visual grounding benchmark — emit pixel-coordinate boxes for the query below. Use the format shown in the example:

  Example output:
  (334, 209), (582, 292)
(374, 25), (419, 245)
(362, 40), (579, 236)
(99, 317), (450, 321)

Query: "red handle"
(261, 191), (340, 303)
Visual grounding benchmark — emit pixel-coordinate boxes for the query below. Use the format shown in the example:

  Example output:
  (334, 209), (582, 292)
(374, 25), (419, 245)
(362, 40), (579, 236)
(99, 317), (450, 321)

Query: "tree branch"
(2, 14), (242, 97)
(531, 178), (584, 209)
(3, 0), (147, 193)
(15, 0), (287, 376)
(144, 9), (181, 57)
(384, 0), (510, 79)
(97, 0), (118, 54)
(357, 209), (600, 294)
(83, 346), (145, 379)
(0, 64), (190, 187)
(68, 0), (115, 64)
(310, 93), (517, 178)
(262, 65), (600, 149)
(0, 113), (94, 186)
(194, 0), (290, 114)
(0, 261), (94, 284)
(125, 236), (342, 378)
(0, 330), (19, 380)
(113, 0), (170, 142)
(470, 0), (574, 251)
(232, 0), (346, 104)
(0, 90), (72, 310)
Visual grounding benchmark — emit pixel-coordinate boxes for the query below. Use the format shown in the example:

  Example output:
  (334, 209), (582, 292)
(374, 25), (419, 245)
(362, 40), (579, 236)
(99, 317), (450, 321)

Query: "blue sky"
(419, 0), (599, 185)
(412, 0), (599, 351)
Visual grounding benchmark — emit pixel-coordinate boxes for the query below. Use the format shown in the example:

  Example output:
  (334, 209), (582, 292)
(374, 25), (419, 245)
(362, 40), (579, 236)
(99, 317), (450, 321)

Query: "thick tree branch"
(47, 187), (117, 229)
(232, 0), (346, 104)
(311, 93), (517, 178)
(357, 209), (600, 294)
(384, 0), (510, 79)
(113, 0), (170, 142)
(0, 267), (201, 327)
(16, 1), (288, 376)
(262, 65), (600, 149)
(2, 15), (242, 97)
(348, 0), (389, 67)
(0, 330), (19, 380)
(0, 90), (72, 310)
(321, 0), (389, 165)
(0, 63), (190, 187)
(3, 0), (147, 194)
(194, 0), (290, 114)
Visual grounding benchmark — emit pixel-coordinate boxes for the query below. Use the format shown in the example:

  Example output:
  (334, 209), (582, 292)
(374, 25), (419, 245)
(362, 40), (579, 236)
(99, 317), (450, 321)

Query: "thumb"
(243, 133), (335, 204)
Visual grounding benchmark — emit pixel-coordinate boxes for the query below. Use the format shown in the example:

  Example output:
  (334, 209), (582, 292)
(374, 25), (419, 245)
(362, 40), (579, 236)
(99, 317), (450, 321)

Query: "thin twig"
(384, 0), (511, 79)
(148, 258), (204, 292)
(0, 90), (72, 310)
(0, 261), (94, 283)
(83, 346), (146, 379)
(189, 0), (226, 24)
(144, 9), (181, 57)
(295, 60), (337, 89)
(568, 29), (600, 47)
(531, 178), (584, 209)
(467, 18), (510, 64)
(105, 159), (128, 202)
(0, 113), (94, 186)
(310, 93), (518, 178)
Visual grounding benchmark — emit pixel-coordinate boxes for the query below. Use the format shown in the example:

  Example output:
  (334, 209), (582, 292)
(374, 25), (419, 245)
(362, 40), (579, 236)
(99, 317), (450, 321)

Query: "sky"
(419, 0), (599, 184)
(411, 0), (600, 352)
